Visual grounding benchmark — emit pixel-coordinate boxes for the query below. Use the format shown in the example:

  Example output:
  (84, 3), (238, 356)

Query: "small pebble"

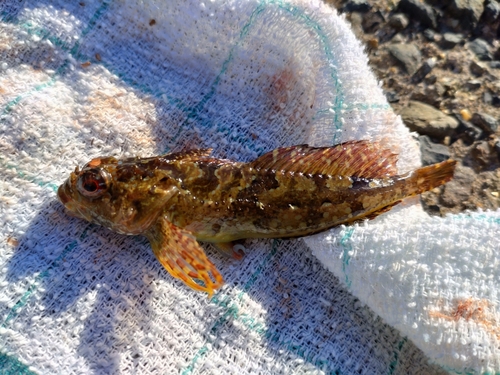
(419, 135), (451, 166)
(484, 0), (500, 22)
(460, 109), (472, 121)
(440, 33), (463, 49)
(423, 29), (437, 41)
(464, 79), (481, 91)
(489, 61), (500, 69)
(343, 0), (371, 13)
(388, 13), (409, 31)
(468, 38), (493, 61)
(386, 91), (400, 103)
(412, 57), (436, 83)
(483, 91), (493, 105)
(398, 0), (437, 28)
(470, 61), (487, 76)
(493, 95), (500, 107)
(456, 117), (484, 141)
(388, 43), (422, 75)
(471, 112), (498, 134)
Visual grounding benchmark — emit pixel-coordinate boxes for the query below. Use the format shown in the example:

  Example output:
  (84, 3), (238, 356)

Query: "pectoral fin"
(145, 219), (224, 297)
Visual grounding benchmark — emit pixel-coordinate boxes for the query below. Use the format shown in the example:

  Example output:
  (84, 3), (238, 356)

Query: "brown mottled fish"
(58, 141), (456, 296)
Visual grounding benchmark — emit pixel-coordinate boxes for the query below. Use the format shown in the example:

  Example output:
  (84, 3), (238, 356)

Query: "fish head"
(58, 156), (179, 235)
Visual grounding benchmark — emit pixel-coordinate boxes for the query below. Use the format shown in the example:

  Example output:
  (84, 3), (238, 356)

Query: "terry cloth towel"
(1, 0), (499, 374)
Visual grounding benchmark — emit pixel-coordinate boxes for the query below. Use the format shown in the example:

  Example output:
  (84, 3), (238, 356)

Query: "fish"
(57, 140), (456, 296)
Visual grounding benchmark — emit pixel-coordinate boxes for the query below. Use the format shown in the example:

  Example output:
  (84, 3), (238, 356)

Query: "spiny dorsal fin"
(250, 141), (398, 178)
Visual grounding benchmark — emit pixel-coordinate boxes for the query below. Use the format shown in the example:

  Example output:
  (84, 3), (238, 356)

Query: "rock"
(470, 60), (487, 76)
(362, 11), (385, 33)
(440, 164), (475, 208)
(347, 12), (364, 38)
(441, 78), (459, 97)
(468, 38), (493, 61)
(484, 0), (500, 23)
(388, 13), (409, 31)
(490, 61), (500, 69)
(494, 140), (500, 159)
(388, 43), (422, 75)
(442, 169), (474, 204)
(390, 33), (405, 43)
(493, 95), (500, 107)
(440, 33), (463, 49)
(470, 141), (494, 167)
(464, 79), (482, 91)
(446, 18), (460, 29)
(448, 0), (485, 29)
(494, 47), (500, 61)
(444, 53), (463, 73)
(484, 91), (493, 104)
(343, 0), (371, 13)
(419, 135), (451, 166)
(455, 115), (484, 141)
(460, 109), (473, 121)
(410, 83), (446, 106)
(398, 0), (437, 28)
(423, 29), (437, 41)
(400, 101), (460, 138)
(471, 112), (499, 134)
(411, 58), (436, 83)
(385, 91), (400, 103)
(425, 74), (438, 84)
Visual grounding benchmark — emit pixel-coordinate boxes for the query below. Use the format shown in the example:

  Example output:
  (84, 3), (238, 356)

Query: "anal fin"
(365, 201), (401, 221)
(145, 219), (224, 297)
(213, 241), (246, 260)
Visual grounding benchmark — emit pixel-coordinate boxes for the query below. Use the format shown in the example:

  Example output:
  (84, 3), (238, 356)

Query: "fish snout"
(57, 180), (73, 205)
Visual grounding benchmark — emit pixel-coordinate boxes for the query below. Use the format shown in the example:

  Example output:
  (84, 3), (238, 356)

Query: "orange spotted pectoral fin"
(145, 219), (224, 297)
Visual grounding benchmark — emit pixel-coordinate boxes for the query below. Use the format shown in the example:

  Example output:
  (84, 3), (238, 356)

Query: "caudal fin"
(411, 159), (457, 195)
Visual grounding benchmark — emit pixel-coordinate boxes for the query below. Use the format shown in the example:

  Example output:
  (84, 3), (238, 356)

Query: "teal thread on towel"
(180, 239), (280, 375)
(388, 336), (407, 375)
(1, 0), (112, 119)
(182, 239), (345, 375)
(165, 0), (347, 152)
(0, 0), (112, 328)
(271, 0), (344, 144)
(340, 227), (354, 288)
(1, 225), (93, 328)
(0, 352), (36, 375)
(0, 156), (59, 192)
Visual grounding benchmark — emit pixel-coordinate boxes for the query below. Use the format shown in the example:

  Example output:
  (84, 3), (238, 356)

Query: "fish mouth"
(57, 180), (74, 206)
(57, 180), (89, 221)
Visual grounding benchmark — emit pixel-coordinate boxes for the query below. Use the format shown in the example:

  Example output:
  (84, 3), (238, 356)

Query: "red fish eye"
(77, 168), (110, 198)
(83, 179), (99, 192)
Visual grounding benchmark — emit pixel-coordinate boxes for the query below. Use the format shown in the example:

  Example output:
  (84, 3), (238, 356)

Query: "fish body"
(58, 141), (456, 296)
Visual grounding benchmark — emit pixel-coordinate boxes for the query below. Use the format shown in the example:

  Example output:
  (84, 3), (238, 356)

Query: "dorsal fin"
(249, 141), (398, 178)
(161, 148), (213, 162)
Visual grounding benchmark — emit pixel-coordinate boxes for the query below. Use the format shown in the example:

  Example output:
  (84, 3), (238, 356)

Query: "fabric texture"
(0, 0), (498, 374)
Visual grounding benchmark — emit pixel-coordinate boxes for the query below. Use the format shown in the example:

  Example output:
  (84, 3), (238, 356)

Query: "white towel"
(1, 0), (498, 374)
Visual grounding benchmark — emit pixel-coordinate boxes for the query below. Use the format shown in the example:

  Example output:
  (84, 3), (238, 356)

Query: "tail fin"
(410, 159), (457, 195)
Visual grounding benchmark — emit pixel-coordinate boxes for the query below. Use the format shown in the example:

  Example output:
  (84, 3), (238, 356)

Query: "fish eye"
(77, 168), (110, 198)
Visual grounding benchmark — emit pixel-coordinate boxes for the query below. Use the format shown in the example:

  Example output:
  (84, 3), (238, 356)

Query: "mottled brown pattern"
(58, 140), (456, 295)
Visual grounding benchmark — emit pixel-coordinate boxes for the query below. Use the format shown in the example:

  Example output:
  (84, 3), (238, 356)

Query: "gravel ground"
(326, 0), (500, 216)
